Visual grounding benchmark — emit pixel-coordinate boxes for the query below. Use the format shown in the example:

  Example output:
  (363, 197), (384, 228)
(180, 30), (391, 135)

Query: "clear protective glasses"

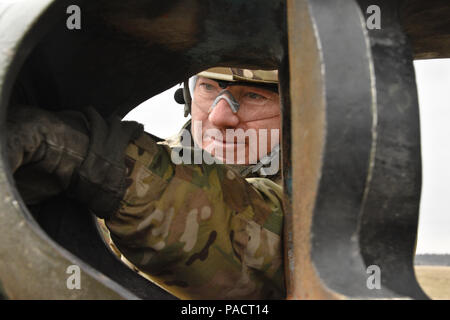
(193, 77), (281, 122)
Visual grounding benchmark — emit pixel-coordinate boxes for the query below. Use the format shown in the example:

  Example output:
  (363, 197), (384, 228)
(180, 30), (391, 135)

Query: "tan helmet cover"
(197, 67), (278, 84)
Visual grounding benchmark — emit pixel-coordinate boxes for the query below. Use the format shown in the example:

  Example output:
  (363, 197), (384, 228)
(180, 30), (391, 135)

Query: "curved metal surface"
(0, 0), (139, 299)
(284, 0), (427, 299)
(14, 0), (286, 118)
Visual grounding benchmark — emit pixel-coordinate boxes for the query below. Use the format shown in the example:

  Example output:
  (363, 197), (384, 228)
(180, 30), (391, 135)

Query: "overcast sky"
(414, 59), (450, 254)
(124, 59), (450, 254)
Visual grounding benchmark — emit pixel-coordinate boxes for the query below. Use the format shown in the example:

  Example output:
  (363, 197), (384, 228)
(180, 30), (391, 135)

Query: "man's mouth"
(206, 136), (247, 150)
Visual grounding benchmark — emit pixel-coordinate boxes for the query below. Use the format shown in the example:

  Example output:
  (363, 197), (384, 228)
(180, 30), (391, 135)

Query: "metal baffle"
(283, 0), (428, 299)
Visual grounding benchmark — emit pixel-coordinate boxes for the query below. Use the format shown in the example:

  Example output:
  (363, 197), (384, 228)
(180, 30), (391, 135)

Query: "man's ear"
(174, 87), (185, 104)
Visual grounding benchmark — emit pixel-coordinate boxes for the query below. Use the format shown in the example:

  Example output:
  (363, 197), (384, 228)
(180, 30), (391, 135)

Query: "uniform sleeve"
(105, 132), (285, 300)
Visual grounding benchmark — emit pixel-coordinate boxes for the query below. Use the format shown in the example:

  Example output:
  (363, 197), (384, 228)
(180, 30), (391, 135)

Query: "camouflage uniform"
(99, 127), (285, 300)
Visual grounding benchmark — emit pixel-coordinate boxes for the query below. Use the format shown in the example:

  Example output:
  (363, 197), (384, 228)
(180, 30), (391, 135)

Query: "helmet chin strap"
(208, 89), (240, 114)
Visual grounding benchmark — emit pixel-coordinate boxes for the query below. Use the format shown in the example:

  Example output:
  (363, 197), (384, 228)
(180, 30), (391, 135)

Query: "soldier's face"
(191, 76), (281, 165)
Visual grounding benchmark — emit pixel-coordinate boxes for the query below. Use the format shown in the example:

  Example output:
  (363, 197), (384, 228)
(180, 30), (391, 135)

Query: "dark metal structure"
(0, 0), (448, 299)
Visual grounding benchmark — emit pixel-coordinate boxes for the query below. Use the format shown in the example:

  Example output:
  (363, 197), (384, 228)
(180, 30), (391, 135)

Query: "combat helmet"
(175, 67), (279, 117)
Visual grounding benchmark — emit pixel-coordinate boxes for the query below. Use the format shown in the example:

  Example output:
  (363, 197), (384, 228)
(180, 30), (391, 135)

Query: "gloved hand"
(7, 105), (143, 219)
(7, 106), (90, 203)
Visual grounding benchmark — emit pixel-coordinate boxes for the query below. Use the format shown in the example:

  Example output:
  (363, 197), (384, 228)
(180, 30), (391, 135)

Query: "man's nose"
(208, 97), (240, 128)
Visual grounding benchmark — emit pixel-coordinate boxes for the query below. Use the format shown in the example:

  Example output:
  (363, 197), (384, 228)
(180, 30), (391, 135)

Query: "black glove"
(7, 105), (143, 219)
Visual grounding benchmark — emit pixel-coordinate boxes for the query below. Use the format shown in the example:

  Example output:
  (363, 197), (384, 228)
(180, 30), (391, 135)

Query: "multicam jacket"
(98, 127), (285, 300)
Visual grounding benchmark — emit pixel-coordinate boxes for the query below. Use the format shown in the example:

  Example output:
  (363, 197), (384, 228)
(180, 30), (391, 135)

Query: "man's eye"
(246, 92), (266, 100)
(200, 83), (215, 91)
